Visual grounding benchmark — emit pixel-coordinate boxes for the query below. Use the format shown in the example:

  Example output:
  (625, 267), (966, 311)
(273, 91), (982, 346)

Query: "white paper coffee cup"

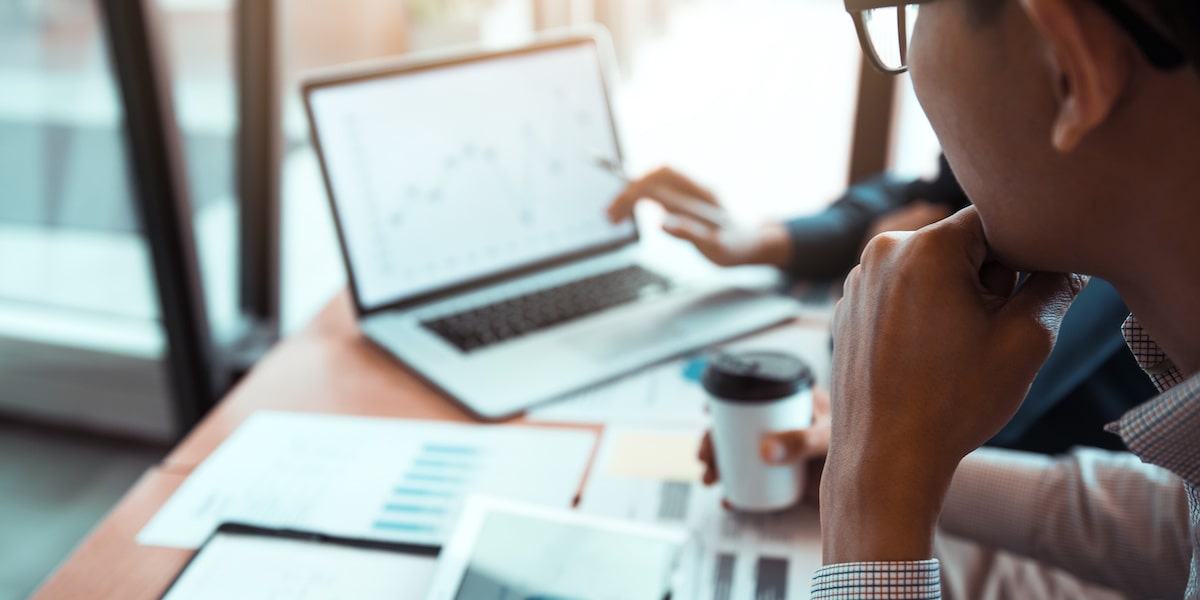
(703, 351), (814, 512)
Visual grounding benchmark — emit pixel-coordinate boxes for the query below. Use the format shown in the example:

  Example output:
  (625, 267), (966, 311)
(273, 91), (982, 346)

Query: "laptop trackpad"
(563, 288), (761, 359)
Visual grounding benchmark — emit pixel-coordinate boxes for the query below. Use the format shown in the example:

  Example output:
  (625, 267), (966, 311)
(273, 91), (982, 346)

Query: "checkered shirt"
(811, 315), (1200, 599)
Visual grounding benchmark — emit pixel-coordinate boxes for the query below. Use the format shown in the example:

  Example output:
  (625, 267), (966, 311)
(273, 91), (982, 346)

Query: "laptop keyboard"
(422, 265), (672, 353)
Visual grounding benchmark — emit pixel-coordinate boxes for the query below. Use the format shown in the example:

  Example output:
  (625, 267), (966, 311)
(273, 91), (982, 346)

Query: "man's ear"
(1018, 0), (1132, 152)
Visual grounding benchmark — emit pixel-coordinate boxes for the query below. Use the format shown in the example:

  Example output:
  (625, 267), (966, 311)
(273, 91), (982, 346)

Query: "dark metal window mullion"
(97, 0), (219, 434)
(235, 0), (282, 337)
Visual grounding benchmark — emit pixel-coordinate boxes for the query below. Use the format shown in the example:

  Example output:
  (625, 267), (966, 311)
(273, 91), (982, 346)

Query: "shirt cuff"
(811, 560), (941, 599)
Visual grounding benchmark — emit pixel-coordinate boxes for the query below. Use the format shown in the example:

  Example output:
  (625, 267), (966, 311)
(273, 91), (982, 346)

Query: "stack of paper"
(138, 412), (595, 549)
(579, 425), (822, 600)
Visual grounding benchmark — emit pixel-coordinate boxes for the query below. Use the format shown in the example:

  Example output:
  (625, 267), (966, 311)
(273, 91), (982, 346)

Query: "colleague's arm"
(940, 447), (1192, 598)
(606, 167), (793, 268)
(607, 156), (968, 278)
(781, 174), (912, 279)
(783, 155), (967, 279)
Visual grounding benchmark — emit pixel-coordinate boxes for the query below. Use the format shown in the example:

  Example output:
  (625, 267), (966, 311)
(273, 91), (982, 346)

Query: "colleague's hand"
(863, 201), (955, 244)
(697, 386), (831, 508)
(821, 207), (1087, 564)
(607, 167), (792, 268)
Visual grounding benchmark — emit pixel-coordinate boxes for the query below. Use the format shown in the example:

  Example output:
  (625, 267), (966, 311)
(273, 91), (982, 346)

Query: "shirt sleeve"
(940, 446), (1193, 598)
(811, 560), (941, 599)
(782, 173), (910, 280)
(782, 155), (970, 281)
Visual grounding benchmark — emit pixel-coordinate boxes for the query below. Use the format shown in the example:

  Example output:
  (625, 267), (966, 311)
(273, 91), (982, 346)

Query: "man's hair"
(962, 0), (1007, 28)
(1145, 0), (1200, 74)
(963, 0), (1199, 75)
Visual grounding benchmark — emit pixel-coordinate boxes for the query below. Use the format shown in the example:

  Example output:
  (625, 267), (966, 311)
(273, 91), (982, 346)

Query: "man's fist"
(821, 206), (1087, 563)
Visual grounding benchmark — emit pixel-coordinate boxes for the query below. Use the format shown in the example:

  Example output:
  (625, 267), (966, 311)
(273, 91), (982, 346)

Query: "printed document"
(138, 412), (595, 548)
(580, 425), (822, 600)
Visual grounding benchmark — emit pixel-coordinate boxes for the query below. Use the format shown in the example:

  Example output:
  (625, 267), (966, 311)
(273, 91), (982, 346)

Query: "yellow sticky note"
(604, 430), (705, 482)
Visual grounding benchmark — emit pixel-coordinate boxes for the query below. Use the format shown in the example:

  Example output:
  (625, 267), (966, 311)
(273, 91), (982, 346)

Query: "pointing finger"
(607, 167), (719, 223)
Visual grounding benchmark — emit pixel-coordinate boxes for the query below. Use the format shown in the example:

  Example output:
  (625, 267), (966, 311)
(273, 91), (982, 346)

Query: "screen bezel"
(303, 31), (638, 317)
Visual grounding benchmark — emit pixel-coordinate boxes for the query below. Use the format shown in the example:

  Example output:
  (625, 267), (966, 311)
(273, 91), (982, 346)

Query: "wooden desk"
(34, 292), (599, 599)
(35, 291), (820, 599)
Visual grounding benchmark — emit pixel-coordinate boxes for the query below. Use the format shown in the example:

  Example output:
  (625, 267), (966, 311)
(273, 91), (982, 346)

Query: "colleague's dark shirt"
(783, 155), (968, 281)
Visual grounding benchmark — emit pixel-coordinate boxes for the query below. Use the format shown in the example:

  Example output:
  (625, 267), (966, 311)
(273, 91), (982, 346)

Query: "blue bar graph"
(406, 473), (464, 484)
(413, 458), (473, 469)
(422, 444), (479, 455)
(373, 443), (483, 539)
(393, 487), (455, 498)
(383, 503), (447, 515)
(373, 521), (439, 534)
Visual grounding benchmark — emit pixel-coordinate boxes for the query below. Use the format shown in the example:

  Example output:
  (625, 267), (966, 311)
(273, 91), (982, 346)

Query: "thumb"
(926, 206), (991, 270)
(1002, 271), (1089, 333)
(760, 430), (823, 465)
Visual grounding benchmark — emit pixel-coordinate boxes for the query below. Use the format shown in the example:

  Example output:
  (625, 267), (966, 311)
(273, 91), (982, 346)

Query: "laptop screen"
(307, 40), (635, 312)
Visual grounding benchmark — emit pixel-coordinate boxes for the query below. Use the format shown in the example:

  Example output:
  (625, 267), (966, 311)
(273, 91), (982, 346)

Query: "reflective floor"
(0, 420), (164, 600)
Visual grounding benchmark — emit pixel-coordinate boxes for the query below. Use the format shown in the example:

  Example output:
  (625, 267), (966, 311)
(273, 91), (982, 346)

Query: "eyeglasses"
(844, 0), (1186, 74)
(845, 0), (930, 74)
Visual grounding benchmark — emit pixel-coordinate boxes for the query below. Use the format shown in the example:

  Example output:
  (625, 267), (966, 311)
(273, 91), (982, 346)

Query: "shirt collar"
(1120, 315), (1185, 392)
(1107, 315), (1200, 487)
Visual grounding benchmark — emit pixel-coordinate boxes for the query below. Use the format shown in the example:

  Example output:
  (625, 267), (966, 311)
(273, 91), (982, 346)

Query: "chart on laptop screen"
(310, 43), (634, 310)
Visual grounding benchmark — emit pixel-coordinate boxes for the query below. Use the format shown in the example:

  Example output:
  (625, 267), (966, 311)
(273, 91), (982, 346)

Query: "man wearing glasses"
(613, 0), (1197, 596)
(814, 0), (1200, 597)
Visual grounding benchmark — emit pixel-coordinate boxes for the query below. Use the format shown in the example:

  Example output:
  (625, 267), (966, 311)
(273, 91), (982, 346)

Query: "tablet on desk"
(161, 523), (440, 600)
(426, 496), (689, 600)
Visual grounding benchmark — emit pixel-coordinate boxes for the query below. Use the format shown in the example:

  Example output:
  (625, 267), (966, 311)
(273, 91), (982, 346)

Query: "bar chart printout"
(374, 443), (482, 538)
(137, 412), (596, 549)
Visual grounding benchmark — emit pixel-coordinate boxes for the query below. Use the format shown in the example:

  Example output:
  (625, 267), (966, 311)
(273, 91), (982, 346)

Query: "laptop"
(303, 30), (799, 420)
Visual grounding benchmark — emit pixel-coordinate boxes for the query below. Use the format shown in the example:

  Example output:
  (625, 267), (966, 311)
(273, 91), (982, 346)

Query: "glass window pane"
(154, 0), (241, 345)
(279, 0), (416, 330)
(0, 0), (174, 438)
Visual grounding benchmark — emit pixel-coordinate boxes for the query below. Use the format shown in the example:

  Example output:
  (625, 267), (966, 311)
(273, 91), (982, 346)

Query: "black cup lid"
(702, 350), (813, 402)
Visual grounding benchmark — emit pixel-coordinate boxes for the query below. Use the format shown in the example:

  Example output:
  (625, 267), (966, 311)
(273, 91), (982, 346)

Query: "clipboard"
(160, 523), (441, 600)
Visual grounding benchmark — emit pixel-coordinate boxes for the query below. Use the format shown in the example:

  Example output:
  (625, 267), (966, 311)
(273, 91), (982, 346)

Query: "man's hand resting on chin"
(821, 206), (1088, 564)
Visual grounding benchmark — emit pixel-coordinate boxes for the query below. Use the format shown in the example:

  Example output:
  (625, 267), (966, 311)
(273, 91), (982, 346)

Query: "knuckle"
(860, 231), (903, 264)
(907, 227), (946, 254)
